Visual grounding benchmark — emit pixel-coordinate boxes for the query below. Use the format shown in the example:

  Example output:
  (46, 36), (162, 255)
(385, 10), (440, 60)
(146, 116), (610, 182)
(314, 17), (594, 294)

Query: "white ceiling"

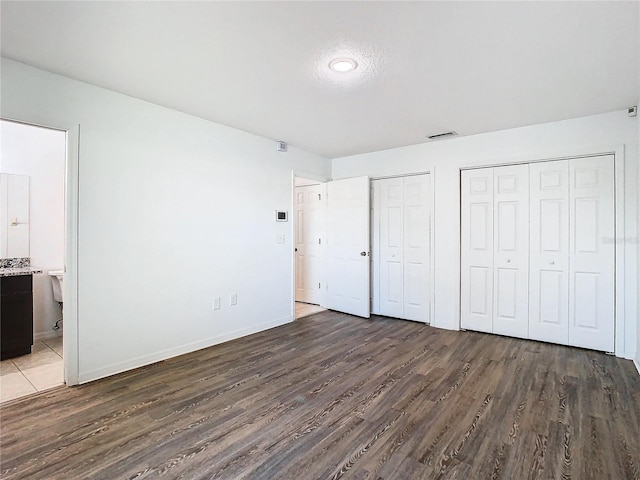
(1, 1), (638, 158)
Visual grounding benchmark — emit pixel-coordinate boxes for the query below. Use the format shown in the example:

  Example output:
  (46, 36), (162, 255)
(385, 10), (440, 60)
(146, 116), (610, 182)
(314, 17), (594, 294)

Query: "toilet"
(49, 270), (64, 330)
(48, 270), (64, 303)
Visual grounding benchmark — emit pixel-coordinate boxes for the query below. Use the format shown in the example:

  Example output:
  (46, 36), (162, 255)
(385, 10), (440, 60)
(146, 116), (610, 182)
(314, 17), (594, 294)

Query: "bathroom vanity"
(0, 259), (43, 360)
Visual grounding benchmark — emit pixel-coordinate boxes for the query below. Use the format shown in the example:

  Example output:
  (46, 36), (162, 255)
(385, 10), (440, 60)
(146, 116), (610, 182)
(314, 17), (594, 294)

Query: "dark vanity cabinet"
(1, 275), (34, 360)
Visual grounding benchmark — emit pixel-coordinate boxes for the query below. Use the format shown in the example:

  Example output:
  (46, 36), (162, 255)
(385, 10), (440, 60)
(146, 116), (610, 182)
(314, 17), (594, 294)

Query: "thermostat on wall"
(276, 210), (288, 222)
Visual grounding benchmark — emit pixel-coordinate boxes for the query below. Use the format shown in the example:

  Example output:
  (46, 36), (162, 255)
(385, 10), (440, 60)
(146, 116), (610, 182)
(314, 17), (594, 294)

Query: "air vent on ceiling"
(426, 131), (458, 140)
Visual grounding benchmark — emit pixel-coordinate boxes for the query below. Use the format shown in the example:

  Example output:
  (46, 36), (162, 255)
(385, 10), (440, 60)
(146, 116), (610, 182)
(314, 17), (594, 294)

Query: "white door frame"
(458, 145), (628, 357)
(290, 171), (329, 319)
(1, 115), (80, 385)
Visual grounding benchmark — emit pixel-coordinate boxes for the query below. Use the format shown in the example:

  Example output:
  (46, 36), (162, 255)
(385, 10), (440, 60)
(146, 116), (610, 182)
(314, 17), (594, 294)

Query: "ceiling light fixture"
(329, 58), (358, 73)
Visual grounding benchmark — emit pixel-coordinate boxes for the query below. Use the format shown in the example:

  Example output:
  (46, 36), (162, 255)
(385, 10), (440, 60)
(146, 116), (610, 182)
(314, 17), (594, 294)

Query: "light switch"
(213, 297), (221, 310)
(277, 234), (286, 244)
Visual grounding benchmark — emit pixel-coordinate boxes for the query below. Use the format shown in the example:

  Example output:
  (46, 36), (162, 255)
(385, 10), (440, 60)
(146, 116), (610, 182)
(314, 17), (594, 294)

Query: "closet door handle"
(506, 259), (511, 263)
(360, 251), (368, 256)
(549, 260), (555, 265)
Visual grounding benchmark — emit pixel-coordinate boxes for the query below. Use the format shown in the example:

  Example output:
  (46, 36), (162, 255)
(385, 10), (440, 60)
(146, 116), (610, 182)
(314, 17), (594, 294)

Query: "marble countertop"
(0, 267), (44, 277)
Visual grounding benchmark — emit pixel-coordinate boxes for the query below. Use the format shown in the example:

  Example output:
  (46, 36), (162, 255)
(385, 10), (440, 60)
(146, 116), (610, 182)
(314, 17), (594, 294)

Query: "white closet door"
(492, 164), (529, 339)
(403, 175), (431, 322)
(528, 161), (570, 344)
(569, 155), (615, 352)
(294, 184), (324, 305)
(326, 176), (370, 318)
(461, 169), (494, 333)
(378, 177), (404, 318)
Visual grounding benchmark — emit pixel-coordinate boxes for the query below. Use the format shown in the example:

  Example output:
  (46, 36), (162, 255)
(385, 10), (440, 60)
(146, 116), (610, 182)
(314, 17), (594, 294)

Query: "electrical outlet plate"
(213, 297), (221, 310)
(230, 293), (237, 306)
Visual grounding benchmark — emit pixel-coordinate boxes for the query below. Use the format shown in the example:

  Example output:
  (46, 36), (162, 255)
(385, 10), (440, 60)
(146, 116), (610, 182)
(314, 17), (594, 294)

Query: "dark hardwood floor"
(1, 311), (639, 479)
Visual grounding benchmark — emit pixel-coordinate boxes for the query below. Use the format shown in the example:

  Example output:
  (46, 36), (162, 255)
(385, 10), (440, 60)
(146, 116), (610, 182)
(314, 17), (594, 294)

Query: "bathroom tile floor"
(295, 301), (326, 319)
(0, 336), (64, 403)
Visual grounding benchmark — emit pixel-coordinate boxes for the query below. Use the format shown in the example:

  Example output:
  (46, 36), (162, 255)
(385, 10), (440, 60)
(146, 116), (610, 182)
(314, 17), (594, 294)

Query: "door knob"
(295, 248), (298, 252)
(360, 251), (367, 256)
(549, 260), (555, 265)
(506, 259), (511, 263)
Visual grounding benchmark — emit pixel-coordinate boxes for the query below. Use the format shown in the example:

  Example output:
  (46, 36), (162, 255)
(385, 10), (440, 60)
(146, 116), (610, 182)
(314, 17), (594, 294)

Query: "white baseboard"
(634, 357), (640, 377)
(78, 316), (294, 384)
(34, 330), (63, 341)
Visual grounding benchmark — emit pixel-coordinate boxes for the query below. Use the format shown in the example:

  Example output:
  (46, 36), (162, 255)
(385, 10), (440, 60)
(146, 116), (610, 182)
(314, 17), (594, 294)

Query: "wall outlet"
(229, 292), (237, 306)
(277, 233), (286, 244)
(213, 297), (221, 310)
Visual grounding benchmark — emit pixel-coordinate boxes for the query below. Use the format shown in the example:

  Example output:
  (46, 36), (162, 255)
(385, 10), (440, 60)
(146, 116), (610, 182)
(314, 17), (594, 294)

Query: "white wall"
(333, 110), (638, 360)
(1, 58), (330, 383)
(1, 121), (66, 340)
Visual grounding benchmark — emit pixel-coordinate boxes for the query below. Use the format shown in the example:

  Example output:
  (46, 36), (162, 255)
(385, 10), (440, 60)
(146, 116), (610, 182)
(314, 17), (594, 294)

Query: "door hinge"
(318, 193), (321, 200)
(318, 238), (322, 245)
(318, 283), (321, 289)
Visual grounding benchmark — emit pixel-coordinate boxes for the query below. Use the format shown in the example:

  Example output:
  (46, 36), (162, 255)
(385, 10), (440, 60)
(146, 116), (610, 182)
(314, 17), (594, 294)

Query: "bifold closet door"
(375, 175), (431, 322)
(461, 165), (529, 337)
(528, 160), (570, 345)
(569, 155), (615, 352)
(492, 165), (529, 338)
(463, 158), (614, 351)
(460, 169), (494, 333)
(403, 175), (431, 322)
(378, 178), (404, 318)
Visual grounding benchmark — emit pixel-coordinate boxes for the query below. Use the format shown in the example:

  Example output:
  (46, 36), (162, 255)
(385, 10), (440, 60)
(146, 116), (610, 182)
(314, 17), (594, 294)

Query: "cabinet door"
(461, 169), (494, 333)
(529, 160), (570, 345)
(569, 155), (615, 352)
(403, 175), (431, 322)
(492, 164), (529, 339)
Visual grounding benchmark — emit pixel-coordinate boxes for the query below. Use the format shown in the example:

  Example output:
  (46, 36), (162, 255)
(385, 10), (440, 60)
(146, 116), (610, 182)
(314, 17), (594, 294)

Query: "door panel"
(372, 175), (431, 322)
(403, 175), (430, 322)
(378, 177), (404, 318)
(326, 176), (370, 318)
(492, 164), (529, 338)
(461, 169), (493, 333)
(294, 184), (324, 305)
(569, 155), (615, 352)
(462, 158), (615, 353)
(529, 160), (569, 344)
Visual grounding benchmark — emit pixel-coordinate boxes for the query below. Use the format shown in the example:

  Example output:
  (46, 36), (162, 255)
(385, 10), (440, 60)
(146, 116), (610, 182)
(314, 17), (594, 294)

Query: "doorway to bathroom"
(0, 119), (70, 403)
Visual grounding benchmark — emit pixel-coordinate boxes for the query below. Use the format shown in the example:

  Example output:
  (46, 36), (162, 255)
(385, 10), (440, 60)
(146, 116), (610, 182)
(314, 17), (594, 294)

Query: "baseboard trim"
(34, 330), (63, 341)
(78, 316), (294, 384)
(634, 357), (640, 377)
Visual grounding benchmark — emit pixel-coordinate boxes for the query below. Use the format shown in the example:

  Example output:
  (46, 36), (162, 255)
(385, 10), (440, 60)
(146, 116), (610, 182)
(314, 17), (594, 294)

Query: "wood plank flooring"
(1, 310), (639, 479)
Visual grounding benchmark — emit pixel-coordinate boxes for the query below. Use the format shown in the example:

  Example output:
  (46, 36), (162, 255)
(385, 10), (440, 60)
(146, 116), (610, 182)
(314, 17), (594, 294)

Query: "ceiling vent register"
(427, 131), (458, 140)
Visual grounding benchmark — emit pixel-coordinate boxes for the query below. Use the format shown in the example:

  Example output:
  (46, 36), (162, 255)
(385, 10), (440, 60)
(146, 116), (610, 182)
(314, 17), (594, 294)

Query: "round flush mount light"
(329, 58), (358, 73)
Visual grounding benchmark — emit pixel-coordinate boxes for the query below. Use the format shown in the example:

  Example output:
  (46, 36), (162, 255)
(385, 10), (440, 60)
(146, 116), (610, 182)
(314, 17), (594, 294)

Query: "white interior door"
(403, 175), (431, 322)
(294, 184), (324, 305)
(461, 169), (494, 333)
(492, 164), (529, 339)
(378, 177), (404, 318)
(529, 160), (570, 344)
(326, 176), (370, 318)
(569, 155), (615, 352)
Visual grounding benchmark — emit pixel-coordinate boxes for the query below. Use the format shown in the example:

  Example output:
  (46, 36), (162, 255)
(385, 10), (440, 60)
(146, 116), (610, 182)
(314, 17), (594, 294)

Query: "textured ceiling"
(1, 1), (638, 158)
